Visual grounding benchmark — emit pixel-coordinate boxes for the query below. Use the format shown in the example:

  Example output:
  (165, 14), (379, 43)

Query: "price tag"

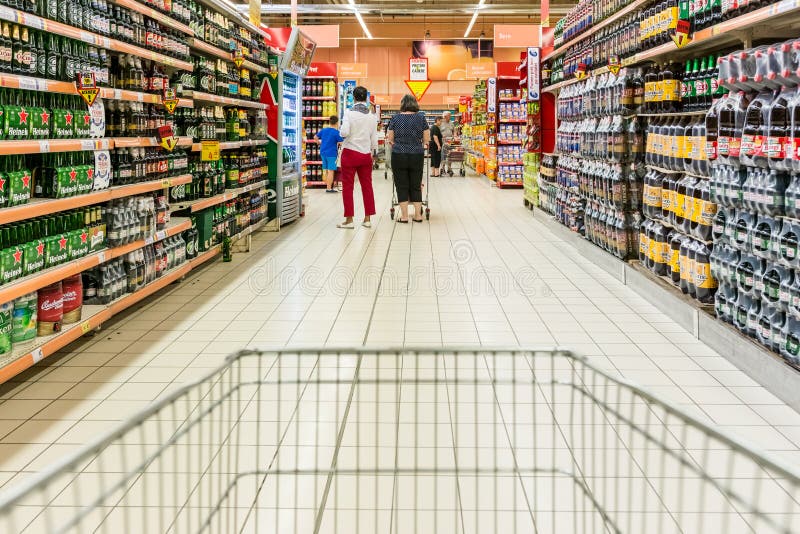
(38, 140), (50, 153)
(101, 37), (110, 49)
(162, 87), (179, 114)
(81, 321), (92, 334)
(30, 347), (43, 364)
(113, 89), (122, 100)
(201, 140), (220, 161)
(79, 31), (95, 44)
(97, 251), (106, 263)
(22, 13), (44, 30)
(137, 93), (144, 102)
(18, 76), (37, 91)
(0, 7), (14, 21)
(161, 179), (171, 187)
(145, 235), (154, 245)
(155, 230), (166, 241)
(81, 139), (96, 151)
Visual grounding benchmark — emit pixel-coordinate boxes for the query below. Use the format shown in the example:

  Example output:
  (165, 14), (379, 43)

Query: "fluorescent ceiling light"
(348, 0), (373, 39)
(464, 0), (485, 38)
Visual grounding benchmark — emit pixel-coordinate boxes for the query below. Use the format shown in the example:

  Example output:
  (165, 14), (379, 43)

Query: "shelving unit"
(0, 0), (285, 385)
(302, 63), (338, 189)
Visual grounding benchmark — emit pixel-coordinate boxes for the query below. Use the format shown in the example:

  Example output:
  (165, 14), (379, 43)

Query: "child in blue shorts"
(315, 116), (344, 193)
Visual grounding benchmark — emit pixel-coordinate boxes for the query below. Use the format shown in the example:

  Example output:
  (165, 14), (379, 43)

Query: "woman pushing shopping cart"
(386, 94), (431, 222)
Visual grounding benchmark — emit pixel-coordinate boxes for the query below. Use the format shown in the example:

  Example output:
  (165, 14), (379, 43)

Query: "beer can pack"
(0, 301), (12, 355)
(12, 292), (37, 345)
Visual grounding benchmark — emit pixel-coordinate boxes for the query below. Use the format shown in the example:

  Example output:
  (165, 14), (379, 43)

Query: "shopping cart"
(1, 348), (800, 534)
(389, 149), (430, 221)
(373, 139), (387, 171)
(443, 138), (466, 177)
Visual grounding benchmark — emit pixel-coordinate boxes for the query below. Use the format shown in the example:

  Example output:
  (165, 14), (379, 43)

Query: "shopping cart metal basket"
(1, 347), (800, 534)
(443, 139), (466, 177)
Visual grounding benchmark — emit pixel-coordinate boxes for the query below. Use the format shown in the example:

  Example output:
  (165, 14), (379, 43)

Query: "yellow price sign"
(201, 140), (221, 161)
(81, 321), (92, 334)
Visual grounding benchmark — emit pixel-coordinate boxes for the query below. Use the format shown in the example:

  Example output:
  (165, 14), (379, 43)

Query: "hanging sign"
(233, 48), (245, 68)
(162, 87), (179, 114)
(201, 140), (221, 161)
(409, 57), (428, 81)
(337, 63), (368, 78)
(672, 20), (691, 48)
(157, 125), (177, 152)
(575, 62), (588, 80)
(527, 47), (540, 101)
(608, 54), (621, 76)
(75, 72), (99, 107)
(487, 77), (497, 113)
(405, 57), (431, 100)
(466, 62), (496, 79)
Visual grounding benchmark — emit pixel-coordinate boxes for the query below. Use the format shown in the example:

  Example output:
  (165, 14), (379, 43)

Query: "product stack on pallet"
(463, 81), (487, 174)
(0, 0), (297, 384)
(541, 0), (800, 373)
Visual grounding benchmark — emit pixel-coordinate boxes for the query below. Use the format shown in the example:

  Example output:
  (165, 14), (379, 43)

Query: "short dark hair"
(434, 116), (442, 122)
(400, 94), (419, 112)
(353, 86), (368, 102)
(329, 115), (339, 125)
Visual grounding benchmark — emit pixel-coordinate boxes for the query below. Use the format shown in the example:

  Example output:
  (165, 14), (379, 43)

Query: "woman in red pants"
(337, 86), (378, 229)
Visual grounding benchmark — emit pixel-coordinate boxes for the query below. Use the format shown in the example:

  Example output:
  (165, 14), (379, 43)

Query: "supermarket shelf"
(544, 0), (650, 61)
(499, 161), (524, 166)
(499, 119), (527, 124)
(0, 74), (190, 107)
(303, 116), (329, 121)
(109, 0), (194, 35)
(0, 6), (193, 71)
(496, 181), (523, 188)
(303, 96), (336, 101)
(0, 218), (190, 306)
(499, 97), (522, 102)
(305, 139), (320, 144)
(190, 139), (267, 151)
(171, 180), (267, 213)
(0, 174), (192, 226)
(646, 164), (709, 180)
(498, 140), (524, 145)
(189, 37), (233, 61)
(544, 0), (800, 93)
(638, 110), (709, 117)
(112, 136), (193, 148)
(187, 91), (266, 109)
(304, 160), (323, 165)
(241, 60), (268, 75)
(306, 181), (327, 187)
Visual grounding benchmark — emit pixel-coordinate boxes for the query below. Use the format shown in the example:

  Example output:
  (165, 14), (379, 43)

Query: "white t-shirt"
(340, 104), (378, 155)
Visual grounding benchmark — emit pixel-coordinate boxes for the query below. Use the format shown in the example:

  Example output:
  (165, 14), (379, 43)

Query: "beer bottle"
(9, 24), (20, 74)
(45, 34), (57, 79)
(46, 0), (57, 21)
(19, 27), (31, 74)
(31, 31), (42, 77)
(0, 24), (10, 74)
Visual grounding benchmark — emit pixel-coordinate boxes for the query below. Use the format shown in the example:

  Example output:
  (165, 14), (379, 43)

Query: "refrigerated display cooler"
(260, 28), (317, 225)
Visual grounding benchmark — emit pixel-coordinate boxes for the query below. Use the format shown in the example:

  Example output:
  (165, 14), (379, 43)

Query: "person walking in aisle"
(429, 116), (443, 177)
(337, 86), (378, 229)
(439, 111), (454, 176)
(387, 94), (430, 223)
(315, 115), (344, 193)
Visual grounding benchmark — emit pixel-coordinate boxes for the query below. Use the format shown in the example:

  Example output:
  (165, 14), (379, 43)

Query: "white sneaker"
(337, 221), (354, 229)
(362, 221), (372, 228)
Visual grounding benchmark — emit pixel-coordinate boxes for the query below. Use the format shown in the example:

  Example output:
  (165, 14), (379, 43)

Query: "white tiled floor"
(0, 171), (799, 532)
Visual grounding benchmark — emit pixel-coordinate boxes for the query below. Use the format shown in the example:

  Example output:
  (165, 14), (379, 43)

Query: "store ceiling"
(228, 0), (567, 33)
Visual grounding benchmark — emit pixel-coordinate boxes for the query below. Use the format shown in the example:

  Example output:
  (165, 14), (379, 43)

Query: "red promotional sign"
(308, 62), (337, 77)
(262, 27), (293, 51)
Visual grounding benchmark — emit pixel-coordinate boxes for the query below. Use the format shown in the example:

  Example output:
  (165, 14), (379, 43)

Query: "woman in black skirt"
(429, 116), (443, 177)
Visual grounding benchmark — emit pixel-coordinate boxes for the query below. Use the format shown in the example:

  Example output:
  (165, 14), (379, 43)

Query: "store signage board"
(157, 125), (177, 152)
(298, 25), (339, 48)
(373, 95), (391, 105)
(162, 87), (179, 114)
(249, 0), (260, 26)
(281, 29), (317, 77)
(494, 24), (540, 48)
(263, 27), (293, 51)
(527, 47), (540, 101)
(466, 62), (496, 79)
(308, 62), (337, 77)
(409, 58), (428, 81)
(487, 77), (497, 113)
(445, 95), (461, 105)
(337, 63), (368, 78)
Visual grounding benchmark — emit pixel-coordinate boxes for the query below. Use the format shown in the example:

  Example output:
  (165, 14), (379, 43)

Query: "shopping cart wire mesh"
(0, 348), (799, 533)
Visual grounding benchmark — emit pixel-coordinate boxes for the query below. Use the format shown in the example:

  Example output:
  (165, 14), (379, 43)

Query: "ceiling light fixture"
(425, 30), (431, 40)
(464, 0), (485, 38)
(347, 0), (373, 39)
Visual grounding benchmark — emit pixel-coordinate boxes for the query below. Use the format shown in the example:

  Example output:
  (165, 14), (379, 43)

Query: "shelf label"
(201, 140), (220, 161)
(97, 251), (106, 263)
(79, 31), (95, 45)
(113, 89), (122, 100)
(76, 72), (100, 106)
(38, 140), (50, 153)
(145, 235), (154, 245)
(672, 20), (692, 48)
(162, 87), (179, 114)
(80, 321), (92, 334)
(161, 179), (171, 187)
(80, 139), (96, 151)
(30, 347), (43, 364)
(155, 230), (166, 241)
(18, 76), (38, 91)
(22, 13), (44, 30)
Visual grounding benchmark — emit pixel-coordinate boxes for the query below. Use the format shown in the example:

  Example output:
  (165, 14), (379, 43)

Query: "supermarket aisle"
(0, 171), (799, 490)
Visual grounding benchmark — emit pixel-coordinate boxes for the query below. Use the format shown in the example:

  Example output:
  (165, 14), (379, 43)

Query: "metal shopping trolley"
(2, 347), (800, 534)
(443, 138), (466, 177)
(389, 149), (430, 221)
(373, 139), (387, 171)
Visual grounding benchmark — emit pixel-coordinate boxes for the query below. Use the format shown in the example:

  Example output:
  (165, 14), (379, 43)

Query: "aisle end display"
(302, 62), (338, 189)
